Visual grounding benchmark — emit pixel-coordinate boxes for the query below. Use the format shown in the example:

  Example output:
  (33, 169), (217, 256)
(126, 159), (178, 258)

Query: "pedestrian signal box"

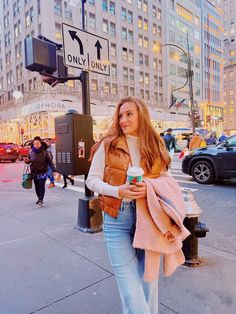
(55, 112), (94, 175)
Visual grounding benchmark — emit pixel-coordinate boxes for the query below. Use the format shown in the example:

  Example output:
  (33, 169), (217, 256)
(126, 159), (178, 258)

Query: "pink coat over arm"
(133, 173), (191, 282)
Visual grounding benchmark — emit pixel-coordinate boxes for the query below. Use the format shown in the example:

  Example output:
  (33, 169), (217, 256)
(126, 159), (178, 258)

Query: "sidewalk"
(0, 180), (236, 314)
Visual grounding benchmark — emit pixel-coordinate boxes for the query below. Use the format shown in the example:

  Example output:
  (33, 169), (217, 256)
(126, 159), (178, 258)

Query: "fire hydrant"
(182, 189), (209, 266)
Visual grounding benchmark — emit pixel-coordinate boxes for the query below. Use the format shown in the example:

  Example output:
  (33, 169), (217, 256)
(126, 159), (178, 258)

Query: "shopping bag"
(22, 165), (32, 189)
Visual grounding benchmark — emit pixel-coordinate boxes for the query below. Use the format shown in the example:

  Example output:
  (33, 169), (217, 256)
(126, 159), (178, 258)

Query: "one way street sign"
(62, 23), (110, 76)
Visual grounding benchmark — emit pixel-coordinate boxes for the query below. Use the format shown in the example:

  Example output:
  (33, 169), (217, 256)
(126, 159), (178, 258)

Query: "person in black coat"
(24, 136), (57, 206)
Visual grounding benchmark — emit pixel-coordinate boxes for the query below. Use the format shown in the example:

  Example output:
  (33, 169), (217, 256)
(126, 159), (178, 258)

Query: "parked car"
(182, 134), (236, 184)
(0, 143), (19, 162)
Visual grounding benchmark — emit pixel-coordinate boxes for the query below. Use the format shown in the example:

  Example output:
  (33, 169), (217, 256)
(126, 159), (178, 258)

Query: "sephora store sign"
(21, 100), (79, 116)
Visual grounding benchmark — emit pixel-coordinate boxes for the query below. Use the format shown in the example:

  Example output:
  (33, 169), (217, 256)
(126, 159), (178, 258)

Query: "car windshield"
(225, 135), (236, 147)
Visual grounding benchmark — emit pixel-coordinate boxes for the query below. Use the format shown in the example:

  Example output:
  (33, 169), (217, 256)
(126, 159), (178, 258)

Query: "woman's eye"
(127, 112), (132, 116)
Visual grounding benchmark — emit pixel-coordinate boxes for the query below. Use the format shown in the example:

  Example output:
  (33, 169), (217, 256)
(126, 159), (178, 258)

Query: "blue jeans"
(103, 201), (159, 314)
(47, 166), (54, 183)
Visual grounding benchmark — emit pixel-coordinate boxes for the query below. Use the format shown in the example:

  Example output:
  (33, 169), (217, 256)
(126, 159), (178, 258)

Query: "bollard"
(75, 197), (103, 233)
(182, 189), (209, 266)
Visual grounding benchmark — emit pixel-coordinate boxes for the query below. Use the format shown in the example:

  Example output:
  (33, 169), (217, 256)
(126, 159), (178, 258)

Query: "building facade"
(200, 0), (224, 135)
(0, 0), (226, 143)
(223, 0), (236, 135)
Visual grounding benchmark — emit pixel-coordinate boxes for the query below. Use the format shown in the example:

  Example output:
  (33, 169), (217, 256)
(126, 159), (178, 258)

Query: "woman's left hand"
(131, 181), (147, 199)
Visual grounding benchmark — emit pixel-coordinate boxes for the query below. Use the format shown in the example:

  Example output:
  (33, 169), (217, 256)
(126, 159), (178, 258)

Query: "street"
(0, 156), (236, 314)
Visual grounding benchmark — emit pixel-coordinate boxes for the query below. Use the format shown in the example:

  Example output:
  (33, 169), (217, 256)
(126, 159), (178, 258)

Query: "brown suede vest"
(99, 136), (164, 218)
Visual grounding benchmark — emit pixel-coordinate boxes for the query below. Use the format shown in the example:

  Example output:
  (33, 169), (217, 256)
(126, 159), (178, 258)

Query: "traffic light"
(194, 113), (200, 127)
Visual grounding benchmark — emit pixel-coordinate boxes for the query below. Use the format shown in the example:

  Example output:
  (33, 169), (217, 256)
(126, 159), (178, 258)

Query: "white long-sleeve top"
(86, 135), (141, 198)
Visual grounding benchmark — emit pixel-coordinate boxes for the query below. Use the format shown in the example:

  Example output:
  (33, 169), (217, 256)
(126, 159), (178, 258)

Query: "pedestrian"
(23, 136), (56, 206)
(62, 174), (74, 188)
(44, 139), (55, 188)
(219, 133), (228, 143)
(86, 96), (186, 314)
(163, 128), (176, 158)
(189, 132), (206, 149)
(206, 131), (217, 145)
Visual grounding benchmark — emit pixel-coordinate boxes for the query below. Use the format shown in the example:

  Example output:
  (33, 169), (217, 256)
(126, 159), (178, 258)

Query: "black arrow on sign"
(69, 30), (84, 55)
(95, 40), (102, 60)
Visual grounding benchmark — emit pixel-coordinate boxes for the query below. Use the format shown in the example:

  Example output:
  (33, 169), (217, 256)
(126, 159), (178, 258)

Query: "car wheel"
(191, 161), (215, 184)
(11, 159), (17, 163)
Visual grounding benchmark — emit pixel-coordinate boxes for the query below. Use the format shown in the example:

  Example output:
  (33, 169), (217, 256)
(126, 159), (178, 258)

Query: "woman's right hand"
(118, 184), (145, 199)
(23, 157), (30, 163)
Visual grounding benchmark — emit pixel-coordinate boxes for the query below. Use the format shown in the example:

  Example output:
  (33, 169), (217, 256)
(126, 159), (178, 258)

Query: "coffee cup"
(127, 167), (144, 185)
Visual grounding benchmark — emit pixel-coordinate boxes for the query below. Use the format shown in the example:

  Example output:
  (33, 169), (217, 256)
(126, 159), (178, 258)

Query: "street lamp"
(157, 35), (196, 133)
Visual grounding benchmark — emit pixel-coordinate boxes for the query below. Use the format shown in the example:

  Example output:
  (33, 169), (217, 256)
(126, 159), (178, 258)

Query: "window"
(138, 16), (142, 29)
(104, 82), (110, 93)
(195, 58), (200, 69)
(110, 1), (115, 15)
(89, 13), (96, 29)
(123, 48), (128, 61)
(102, 0), (108, 12)
(139, 53), (144, 65)
(230, 50), (235, 56)
(145, 90), (150, 100)
(194, 44), (200, 55)
(110, 23), (116, 36)
(124, 86), (129, 96)
(140, 72), (144, 84)
(103, 19), (108, 33)
(111, 43), (116, 57)
(30, 7), (34, 22)
(145, 55), (149, 66)
(128, 30), (133, 43)
(130, 68), (134, 80)
(111, 84), (117, 94)
(88, 0), (95, 4)
(25, 11), (30, 27)
(111, 64), (117, 76)
(143, 1), (148, 13)
(91, 79), (98, 91)
(130, 87), (135, 96)
(143, 37), (148, 49)
(123, 67), (128, 79)
(129, 50), (134, 63)
(153, 24), (157, 35)
(127, 11), (133, 24)
(176, 4), (193, 22)
(121, 7), (126, 21)
(157, 8), (161, 20)
(143, 19), (148, 31)
(55, 23), (62, 40)
(144, 73), (149, 85)
(122, 28), (127, 40)
(138, 35), (143, 47)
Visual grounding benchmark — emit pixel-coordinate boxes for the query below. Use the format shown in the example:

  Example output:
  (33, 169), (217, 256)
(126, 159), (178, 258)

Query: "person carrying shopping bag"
(86, 97), (189, 314)
(24, 136), (57, 206)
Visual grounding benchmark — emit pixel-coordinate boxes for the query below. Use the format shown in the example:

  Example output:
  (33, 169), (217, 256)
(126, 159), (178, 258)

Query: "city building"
(222, 0), (236, 135)
(0, 0), (226, 143)
(162, 0), (203, 123)
(200, 0), (224, 135)
(0, 0), (197, 144)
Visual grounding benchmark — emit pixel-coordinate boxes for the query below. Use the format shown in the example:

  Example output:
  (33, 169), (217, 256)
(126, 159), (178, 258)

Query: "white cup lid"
(127, 167), (144, 176)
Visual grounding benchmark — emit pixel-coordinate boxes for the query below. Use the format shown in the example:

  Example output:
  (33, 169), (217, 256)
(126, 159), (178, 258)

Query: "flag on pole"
(175, 99), (186, 109)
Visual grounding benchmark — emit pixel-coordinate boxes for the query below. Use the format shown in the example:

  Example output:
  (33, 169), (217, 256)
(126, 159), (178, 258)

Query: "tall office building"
(162, 0), (202, 120)
(200, 0), (224, 134)
(223, 0), (236, 135)
(0, 0), (167, 143)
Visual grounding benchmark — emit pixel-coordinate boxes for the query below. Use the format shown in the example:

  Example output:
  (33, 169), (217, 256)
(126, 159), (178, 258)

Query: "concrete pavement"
(0, 161), (236, 314)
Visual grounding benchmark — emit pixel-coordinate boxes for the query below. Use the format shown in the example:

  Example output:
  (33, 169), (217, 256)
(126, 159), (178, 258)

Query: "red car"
(0, 143), (19, 162)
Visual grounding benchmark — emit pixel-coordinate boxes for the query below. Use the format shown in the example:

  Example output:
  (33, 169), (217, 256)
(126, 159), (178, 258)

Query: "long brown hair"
(90, 96), (171, 172)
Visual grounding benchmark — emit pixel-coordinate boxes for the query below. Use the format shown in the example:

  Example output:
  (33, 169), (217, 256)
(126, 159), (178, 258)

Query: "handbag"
(22, 165), (32, 189)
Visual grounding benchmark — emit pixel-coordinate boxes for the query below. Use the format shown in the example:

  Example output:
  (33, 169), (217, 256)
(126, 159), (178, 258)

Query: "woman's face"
(119, 102), (139, 136)
(33, 140), (42, 149)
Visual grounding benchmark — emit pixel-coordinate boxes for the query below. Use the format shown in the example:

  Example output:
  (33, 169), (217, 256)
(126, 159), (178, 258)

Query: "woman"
(86, 97), (171, 313)
(24, 136), (56, 206)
